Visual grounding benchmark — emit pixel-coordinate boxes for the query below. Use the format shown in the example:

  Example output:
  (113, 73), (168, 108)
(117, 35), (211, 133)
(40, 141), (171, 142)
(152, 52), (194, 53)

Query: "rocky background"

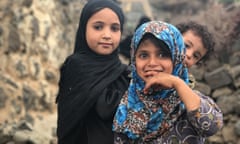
(0, 0), (239, 143)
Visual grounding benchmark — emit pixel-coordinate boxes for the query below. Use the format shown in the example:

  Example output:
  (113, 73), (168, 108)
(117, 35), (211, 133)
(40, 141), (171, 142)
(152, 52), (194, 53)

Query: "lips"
(144, 69), (162, 73)
(144, 70), (161, 78)
(99, 42), (113, 48)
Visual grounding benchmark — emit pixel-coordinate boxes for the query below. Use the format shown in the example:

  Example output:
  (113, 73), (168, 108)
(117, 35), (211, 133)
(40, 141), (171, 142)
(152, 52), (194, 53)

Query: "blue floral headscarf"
(113, 21), (189, 141)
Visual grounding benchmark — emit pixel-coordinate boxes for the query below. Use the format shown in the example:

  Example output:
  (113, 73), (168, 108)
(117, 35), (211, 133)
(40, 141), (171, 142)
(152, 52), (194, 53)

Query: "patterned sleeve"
(186, 90), (223, 137)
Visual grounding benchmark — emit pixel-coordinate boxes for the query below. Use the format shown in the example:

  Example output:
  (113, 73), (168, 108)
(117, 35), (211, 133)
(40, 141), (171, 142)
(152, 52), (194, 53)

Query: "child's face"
(183, 30), (207, 68)
(135, 39), (173, 82)
(86, 8), (121, 55)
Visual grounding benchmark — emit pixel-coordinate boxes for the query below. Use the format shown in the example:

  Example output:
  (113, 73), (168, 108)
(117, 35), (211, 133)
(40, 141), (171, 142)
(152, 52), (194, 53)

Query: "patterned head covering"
(113, 21), (189, 141)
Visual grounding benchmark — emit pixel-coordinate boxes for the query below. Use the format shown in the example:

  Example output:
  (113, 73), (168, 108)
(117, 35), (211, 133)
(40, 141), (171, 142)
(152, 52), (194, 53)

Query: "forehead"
(183, 30), (207, 54)
(88, 8), (120, 23)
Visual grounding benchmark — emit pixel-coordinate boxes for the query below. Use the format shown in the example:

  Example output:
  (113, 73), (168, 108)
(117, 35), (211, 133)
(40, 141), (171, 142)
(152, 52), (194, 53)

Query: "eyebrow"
(136, 49), (148, 53)
(93, 21), (120, 26)
(92, 21), (104, 24)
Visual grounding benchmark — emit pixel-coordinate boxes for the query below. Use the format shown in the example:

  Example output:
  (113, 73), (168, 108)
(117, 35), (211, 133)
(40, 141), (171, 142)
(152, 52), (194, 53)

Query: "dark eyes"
(138, 53), (148, 59)
(93, 24), (120, 32)
(185, 43), (190, 49)
(93, 25), (103, 30)
(137, 52), (170, 59)
(193, 53), (201, 60)
(111, 25), (120, 32)
(184, 43), (201, 60)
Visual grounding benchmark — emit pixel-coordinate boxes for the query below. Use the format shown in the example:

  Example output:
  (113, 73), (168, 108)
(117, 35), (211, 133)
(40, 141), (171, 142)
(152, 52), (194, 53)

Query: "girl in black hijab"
(56, 0), (130, 143)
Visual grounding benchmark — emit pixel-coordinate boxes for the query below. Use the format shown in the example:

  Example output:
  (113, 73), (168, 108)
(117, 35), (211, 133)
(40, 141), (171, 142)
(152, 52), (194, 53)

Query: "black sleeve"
(95, 74), (129, 120)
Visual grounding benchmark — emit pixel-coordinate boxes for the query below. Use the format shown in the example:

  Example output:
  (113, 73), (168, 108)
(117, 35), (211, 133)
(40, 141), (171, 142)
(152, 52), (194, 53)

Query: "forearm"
(174, 77), (200, 111)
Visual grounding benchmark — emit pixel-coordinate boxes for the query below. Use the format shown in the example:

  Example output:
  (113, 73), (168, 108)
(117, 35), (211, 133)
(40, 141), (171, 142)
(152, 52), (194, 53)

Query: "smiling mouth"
(144, 70), (162, 78)
(145, 75), (154, 78)
(145, 69), (162, 73)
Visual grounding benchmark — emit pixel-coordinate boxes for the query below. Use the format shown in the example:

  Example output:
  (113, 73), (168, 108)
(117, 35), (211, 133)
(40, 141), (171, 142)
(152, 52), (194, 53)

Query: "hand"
(143, 72), (201, 111)
(143, 72), (177, 94)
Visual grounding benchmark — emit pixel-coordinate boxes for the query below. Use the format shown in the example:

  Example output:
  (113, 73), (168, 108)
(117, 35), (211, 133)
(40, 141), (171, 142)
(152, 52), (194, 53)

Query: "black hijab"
(56, 0), (127, 141)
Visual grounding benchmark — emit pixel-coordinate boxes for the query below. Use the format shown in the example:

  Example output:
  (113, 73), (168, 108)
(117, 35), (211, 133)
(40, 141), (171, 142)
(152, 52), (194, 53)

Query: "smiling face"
(135, 38), (173, 82)
(183, 30), (207, 68)
(86, 8), (121, 55)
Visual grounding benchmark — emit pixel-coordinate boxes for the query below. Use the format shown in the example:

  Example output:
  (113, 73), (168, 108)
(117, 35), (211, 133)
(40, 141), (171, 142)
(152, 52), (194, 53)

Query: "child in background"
(176, 21), (215, 88)
(176, 21), (215, 68)
(56, 0), (130, 143)
(113, 21), (223, 144)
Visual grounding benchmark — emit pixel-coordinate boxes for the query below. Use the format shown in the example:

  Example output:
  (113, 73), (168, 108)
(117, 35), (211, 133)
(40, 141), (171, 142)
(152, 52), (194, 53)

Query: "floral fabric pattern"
(114, 91), (223, 144)
(113, 21), (188, 141)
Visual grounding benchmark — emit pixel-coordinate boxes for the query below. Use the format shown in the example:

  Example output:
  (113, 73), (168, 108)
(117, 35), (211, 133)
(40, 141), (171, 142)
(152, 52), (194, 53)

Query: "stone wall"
(0, 0), (83, 143)
(189, 56), (240, 144)
(0, 0), (239, 143)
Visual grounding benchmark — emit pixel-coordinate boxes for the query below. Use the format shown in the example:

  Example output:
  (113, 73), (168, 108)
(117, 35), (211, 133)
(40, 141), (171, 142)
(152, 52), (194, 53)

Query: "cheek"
(135, 61), (144, 77)
(85, 30), (92, 45)
(86, 36), (93, 48)
(189, 60), (195, 66)
(166, 61), (173, 74)
(115, 33), (121, 44)
(188, 58), (197, 66)
(86, 34), (90, 44)
(135, 63), (141, 73)
(85, 25), (97, 45)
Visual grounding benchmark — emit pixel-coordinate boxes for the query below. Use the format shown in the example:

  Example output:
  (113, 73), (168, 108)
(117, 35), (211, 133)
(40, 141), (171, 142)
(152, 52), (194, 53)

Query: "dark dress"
(56, 0), (129, 143)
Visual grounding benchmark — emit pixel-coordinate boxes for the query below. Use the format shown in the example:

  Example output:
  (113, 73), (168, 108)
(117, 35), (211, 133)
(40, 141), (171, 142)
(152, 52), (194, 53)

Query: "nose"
(185, 50), (193, 60)
(102, 28), (111, 39)
(184, 50), (193, 68)
(148, 56), (158, 67)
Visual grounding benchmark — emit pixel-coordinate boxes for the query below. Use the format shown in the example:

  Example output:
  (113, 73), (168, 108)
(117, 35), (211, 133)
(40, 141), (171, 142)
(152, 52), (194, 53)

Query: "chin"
(97, 50), (114, 55)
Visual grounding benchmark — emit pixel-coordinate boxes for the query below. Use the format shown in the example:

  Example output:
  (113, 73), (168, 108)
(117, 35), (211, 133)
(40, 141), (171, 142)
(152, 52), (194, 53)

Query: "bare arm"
(144, 72), (223, 136)
(143, 72), (200, 111)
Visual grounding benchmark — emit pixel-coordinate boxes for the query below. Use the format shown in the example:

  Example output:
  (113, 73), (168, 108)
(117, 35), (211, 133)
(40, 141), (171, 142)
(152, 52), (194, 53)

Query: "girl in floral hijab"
(113, 21), (223, 144)
(113, 21), (188, 141)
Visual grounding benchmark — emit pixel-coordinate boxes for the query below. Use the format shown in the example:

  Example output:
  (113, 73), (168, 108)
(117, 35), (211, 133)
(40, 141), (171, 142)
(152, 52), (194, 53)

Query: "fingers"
(143, 80), (158, 94)
(143, 85), (151, 94)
